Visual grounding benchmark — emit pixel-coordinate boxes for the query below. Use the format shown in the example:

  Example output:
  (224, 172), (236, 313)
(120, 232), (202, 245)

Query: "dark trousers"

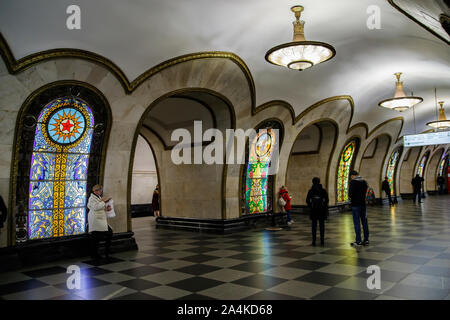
(438, 184), (444, 194)
(351, 206), (369, 243)
(413, 190), (422, 202)
(90, 226), (113, 257)
(312, 219), (325, 244)
(384, 190), (393, 205)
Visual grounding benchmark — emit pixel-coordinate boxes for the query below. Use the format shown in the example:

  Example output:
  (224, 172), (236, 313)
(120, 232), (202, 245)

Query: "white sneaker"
(290, 220), (295, 223)
(287, 221), (293, 225)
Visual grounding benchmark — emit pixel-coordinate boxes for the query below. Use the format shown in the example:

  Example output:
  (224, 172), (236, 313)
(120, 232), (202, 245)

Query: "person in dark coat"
(152, 185), (160, 217)
(348, 170), (369, 246)
(0, 195), (7, 229)
(411, 174), (424, 203)
(437, 175), (445, 194)
(382, 177), (394, 205)
(306, 177), (329, 246)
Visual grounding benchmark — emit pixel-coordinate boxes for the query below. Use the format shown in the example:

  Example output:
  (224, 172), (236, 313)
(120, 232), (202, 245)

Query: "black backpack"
(311, 194), (324, 210)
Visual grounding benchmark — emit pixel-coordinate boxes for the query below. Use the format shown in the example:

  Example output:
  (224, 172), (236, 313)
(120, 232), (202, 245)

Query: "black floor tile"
(22, 266), (67, 278)
(232, 274), (287, 290)
(311, 287), (377, 300)
(0, 279), (48, 296)
(295, 272), (350, 286)
(365, 247), (402, 253)
(119, 266), (166, 277)
(175, 264), (221, 276)
(283, 260), (329, 270)
(181, 254), (218, 263)
(131, 256), (171, 265)
(186, 247), (219, 254)
(118, 279), (160, 291)
(82, 257), (123, 266)
(170, 277), (224, 292)
(229, 253), (267, 261)
(81, 267), (114, 277)
(230, 262), (273, 273)
(436, 253), (450, 260)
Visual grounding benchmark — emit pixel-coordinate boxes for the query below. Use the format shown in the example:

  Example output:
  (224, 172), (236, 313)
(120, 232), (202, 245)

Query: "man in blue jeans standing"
(348, 170), (370, 246)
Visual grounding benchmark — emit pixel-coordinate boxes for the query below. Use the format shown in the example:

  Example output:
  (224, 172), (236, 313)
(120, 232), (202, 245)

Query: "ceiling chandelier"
(427, 101), (450, 129)
(265, 5), (336, 71)
(378, 72), (423, 112)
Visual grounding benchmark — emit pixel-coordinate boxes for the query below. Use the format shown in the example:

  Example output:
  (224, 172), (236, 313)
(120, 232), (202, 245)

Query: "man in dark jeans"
(437, 175), (445, 194)
(411, 174), (424, 203)
(348, 170), (369, 246)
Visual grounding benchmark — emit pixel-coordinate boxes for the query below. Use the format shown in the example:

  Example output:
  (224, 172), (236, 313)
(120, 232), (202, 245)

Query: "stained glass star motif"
(49, 108), (85, 144)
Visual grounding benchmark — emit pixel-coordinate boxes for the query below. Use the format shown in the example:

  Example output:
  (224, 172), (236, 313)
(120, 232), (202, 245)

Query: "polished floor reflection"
(0, 195), (449, 300)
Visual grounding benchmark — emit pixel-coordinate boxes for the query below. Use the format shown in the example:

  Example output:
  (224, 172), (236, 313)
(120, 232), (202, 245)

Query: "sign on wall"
(403, 131), (450, 147)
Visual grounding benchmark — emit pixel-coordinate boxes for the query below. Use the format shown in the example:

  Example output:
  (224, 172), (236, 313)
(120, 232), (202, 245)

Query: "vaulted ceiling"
(0, 0), (449, 137)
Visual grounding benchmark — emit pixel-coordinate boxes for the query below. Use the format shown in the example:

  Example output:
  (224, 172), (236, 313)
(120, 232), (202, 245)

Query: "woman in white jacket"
(87, 184), (113, 259)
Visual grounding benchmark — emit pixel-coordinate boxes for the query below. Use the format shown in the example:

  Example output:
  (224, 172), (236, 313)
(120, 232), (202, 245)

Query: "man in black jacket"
(348, 170), (369, 246)
(382, 177), (394, 205)
(306, 177), (329, 246)
(411, 174), (424, 203)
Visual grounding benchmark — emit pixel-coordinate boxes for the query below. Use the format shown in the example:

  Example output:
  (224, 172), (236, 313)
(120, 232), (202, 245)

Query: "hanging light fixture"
(378, 72), (423, 112)
(265, 5), (336, 71)
(427, 101), (450, 129)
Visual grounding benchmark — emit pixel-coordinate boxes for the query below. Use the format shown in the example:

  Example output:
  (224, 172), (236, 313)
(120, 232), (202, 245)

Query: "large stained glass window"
(28, 97), (94, 239)
(386, 148), (401, 196)
(417, 152), (429, 177)
(244, 129), (277, 214)
(438, 150), (448, 177)
(336, 140), (356, 202)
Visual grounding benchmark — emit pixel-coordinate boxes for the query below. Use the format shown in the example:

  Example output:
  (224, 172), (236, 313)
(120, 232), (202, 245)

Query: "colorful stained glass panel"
(337, 141), (356, 202)
(64, 208), (85, 236)
(28, 210), (53, 239)
(29, 181), (54, 210)
(386, 149), (400, 196)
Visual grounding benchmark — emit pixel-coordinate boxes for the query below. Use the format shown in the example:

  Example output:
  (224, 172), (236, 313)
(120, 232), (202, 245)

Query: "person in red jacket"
(279, 186), (294, 225)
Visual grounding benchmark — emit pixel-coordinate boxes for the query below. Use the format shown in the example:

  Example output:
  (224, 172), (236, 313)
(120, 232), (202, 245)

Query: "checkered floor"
(1, 195), (449, 300)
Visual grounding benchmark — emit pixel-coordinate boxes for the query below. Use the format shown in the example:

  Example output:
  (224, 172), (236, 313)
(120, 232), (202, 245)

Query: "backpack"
(366, 187), (375, 205)
(311, 195), (324, 210)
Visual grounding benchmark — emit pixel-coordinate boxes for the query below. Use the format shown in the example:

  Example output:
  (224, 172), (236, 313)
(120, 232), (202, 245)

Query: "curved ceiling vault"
(0, 0), (449, 138)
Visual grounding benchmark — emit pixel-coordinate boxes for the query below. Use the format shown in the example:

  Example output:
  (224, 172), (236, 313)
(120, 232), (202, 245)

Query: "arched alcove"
(359, 134), (391, 197)
(426, 148), (444, 192)
(286, 121), (337, 205)
(336, 137), (360, 203)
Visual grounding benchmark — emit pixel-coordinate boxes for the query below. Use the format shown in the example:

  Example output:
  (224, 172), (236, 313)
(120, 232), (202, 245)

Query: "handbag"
(278, 196), (286, 207)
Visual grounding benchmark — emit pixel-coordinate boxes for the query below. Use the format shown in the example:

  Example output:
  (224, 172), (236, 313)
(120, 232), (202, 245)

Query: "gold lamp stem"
(438, 101), (447, 121)
(394, 72), (406, 98)
(291, 6), (306, 41)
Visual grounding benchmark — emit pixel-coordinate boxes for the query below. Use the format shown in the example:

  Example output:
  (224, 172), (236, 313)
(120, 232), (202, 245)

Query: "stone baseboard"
(0, 232), (137, 272)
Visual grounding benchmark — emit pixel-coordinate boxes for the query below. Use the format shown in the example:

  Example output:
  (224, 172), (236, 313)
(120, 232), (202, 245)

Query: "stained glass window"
(386, 148), (401, 196)
(28, 97), (94, 239)
(336, 140), (356, 202)
(438, 151), (447, 177)
(417, 152), (429, 177)
(244, 129), (277, 214)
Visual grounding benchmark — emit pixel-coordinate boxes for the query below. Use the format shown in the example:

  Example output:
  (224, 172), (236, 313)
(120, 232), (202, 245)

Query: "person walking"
(382, 177), (394, 205)
(87, 184), (113, 260)
(437, 175), (445, 194)
(306, 177), (329, 246)
(152, 184), (160, 217)
(279, 186), (293, 225)
(348, 170), (370, 246)
(411, 174), (424, 203)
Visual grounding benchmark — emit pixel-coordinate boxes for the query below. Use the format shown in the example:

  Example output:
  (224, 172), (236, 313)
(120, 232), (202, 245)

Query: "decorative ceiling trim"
(0, 32), (256, 109)
(387, 0), (450, 45)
